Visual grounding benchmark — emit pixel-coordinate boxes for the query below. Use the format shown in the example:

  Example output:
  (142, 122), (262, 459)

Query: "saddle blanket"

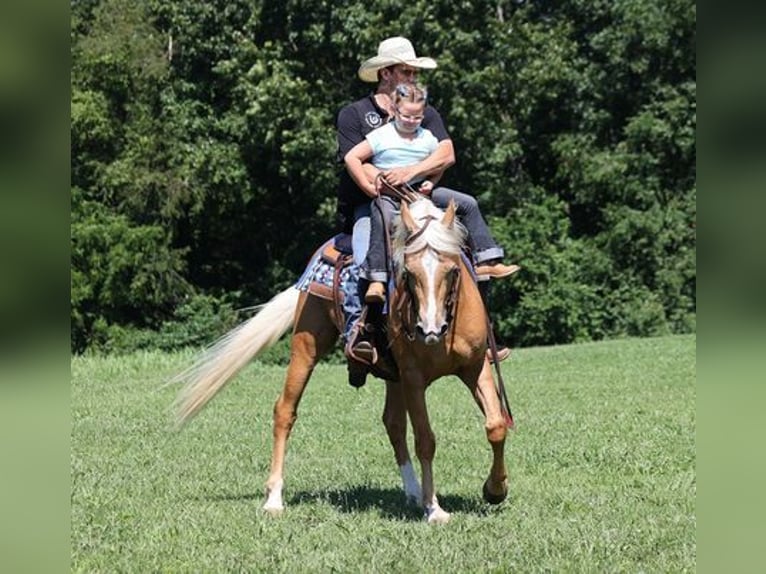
(294, 235), (356, 301)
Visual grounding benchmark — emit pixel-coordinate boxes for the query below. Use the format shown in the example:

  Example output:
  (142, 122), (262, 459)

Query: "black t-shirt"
(334, 93), (451, 233)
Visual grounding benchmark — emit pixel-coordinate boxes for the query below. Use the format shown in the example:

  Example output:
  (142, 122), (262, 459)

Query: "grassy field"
(71, 334), (695, 572)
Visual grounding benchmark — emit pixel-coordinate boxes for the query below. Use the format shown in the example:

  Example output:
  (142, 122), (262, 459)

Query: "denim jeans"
(362, 187), (505, 281)
(342, 203), (372, 343)
(351, 203), (371, 265)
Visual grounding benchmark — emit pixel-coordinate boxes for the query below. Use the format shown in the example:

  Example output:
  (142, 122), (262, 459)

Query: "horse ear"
(401, 200), (418, 233)
(442, 199), (457, 228)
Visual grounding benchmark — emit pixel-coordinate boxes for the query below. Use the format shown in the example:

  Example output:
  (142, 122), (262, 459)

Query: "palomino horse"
(174, 198), (510, 523)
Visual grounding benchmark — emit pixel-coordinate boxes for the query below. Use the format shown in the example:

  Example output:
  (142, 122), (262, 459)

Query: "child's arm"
(343, 141), (378, 198)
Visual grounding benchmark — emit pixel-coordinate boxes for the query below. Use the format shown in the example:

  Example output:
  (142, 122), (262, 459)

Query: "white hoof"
(425, 505), (451, 524)
(263, 482), (284, 515)
(262, 502), (284, 516)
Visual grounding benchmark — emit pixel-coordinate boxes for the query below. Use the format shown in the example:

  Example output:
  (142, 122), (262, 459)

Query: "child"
(344, 83), (518, 303)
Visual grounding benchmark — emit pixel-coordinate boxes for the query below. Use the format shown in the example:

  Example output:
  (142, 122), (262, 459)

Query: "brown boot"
(365, 281), (386, 304)
(487, 346), (511, 364)
(475, 261), (520, 280)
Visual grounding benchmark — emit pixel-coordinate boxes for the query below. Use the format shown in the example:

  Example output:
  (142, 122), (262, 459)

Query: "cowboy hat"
(358, 37), (437, 83)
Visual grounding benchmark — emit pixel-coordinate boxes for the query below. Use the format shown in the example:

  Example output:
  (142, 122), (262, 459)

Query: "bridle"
(395, 221), (463, 343)
(373, 175), (461, 342)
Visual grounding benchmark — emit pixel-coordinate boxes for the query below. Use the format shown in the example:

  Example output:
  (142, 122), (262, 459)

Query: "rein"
(405, 214), (438, 246)
(376, 174), (420, 203)
(485, 315), (515, 429)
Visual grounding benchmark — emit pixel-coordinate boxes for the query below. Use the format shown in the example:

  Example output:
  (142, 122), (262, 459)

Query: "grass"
(71, 334), (695, 572)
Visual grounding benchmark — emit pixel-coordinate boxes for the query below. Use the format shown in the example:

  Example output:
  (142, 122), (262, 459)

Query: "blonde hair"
(392, 83), (428, 107)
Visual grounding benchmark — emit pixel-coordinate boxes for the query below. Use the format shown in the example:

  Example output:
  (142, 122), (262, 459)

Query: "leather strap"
(485, 316), (515, 429)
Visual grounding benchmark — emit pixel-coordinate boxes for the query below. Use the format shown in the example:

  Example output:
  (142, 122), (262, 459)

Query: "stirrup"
(349, 341), (378, 365)
(345, 316), (378, 367)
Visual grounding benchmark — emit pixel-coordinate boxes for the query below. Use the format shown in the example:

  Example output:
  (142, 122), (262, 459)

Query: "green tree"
(70, 0), (695, 353)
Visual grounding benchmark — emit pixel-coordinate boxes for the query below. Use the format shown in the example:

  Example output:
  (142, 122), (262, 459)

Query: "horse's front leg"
(401, 372), (450, 524)
(264, 298), (338, 514)
(462, 360), (509, 505)
(383, 380), (422, 506)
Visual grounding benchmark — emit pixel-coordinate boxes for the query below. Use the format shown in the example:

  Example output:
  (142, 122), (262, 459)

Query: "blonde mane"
(391, 198), (467, 279)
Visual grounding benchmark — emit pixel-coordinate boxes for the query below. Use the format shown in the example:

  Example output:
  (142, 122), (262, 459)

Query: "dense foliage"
(71, 0), (696, 353)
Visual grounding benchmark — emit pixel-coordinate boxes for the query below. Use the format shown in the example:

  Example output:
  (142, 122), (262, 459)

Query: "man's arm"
(381, 139), (456, 187)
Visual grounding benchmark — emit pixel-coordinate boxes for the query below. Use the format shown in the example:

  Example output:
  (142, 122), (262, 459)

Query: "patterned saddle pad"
(294, 235), (355, 302)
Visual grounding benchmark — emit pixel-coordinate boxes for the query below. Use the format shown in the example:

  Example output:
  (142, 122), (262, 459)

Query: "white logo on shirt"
(365, 112), (382, 128)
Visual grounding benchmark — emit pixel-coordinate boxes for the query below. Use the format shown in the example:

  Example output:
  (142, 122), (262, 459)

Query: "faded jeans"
(362, 187), (505, 282)
(342, 203), (372, 342)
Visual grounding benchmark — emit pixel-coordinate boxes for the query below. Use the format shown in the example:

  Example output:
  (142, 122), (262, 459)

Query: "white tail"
(173, 286), (301, 426)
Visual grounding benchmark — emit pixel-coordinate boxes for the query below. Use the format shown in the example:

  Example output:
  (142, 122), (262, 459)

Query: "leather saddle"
(301, 234), (399, 386)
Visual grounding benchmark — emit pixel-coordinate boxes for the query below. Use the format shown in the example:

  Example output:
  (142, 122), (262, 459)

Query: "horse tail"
(173, 286), (300, 427)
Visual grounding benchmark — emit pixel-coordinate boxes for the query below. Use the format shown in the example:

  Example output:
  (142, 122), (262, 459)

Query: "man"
(336, 37), (515, 381)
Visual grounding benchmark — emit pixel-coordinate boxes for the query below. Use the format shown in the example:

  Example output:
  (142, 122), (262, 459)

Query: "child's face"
(394, 101), (425, 133)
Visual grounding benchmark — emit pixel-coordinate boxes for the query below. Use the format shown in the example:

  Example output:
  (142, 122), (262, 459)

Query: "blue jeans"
(363, 187), (505, 281)
(342, 203), (372, 343)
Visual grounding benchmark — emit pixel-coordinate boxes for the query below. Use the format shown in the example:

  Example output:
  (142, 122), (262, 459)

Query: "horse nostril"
(424, 333), (440, 345)
(416, 325), (442, 345)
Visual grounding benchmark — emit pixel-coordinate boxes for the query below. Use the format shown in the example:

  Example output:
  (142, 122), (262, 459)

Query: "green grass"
(71, 334), (695, 572)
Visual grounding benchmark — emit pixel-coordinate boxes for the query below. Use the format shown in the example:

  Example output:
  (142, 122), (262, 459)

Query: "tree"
(70, 0), (696, 352)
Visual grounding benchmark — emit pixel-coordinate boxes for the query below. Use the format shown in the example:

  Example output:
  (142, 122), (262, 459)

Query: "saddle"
(301, 234), (399, 386)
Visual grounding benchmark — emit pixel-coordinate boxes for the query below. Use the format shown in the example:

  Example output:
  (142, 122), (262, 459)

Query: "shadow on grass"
(202, 486), (504, 520)
(287, 485), (496, 520)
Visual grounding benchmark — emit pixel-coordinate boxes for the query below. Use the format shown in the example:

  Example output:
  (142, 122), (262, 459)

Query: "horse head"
(393, 199), (467, 345)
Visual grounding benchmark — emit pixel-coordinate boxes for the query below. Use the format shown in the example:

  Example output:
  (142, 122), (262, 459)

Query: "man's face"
(382, 65), (420, 89)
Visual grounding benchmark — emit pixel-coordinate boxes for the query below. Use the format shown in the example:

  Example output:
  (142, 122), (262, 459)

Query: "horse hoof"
(482, 479), (508, 505)
(425, 507), (451, 524)
(262, 503), (284, 516)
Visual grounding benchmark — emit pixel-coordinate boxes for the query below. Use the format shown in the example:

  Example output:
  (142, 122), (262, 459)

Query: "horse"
(173, 197), (511, 524)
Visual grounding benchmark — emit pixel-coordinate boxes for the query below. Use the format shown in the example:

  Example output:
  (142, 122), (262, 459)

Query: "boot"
(365, 281), (386, 304)
(487, 346), (511, 364)
(347, 360), (368, 388)
(475, 261), (520, 280)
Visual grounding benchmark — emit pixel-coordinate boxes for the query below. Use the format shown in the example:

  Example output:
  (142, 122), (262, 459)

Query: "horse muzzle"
(417, 322), (448, 345)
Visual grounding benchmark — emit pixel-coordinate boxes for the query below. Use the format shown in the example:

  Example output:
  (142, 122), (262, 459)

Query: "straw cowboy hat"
(358, 37), (437, 83)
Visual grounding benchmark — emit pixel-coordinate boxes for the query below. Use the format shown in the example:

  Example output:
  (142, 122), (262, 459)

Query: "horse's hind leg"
(263, 297), (338, 514)
(460, 361), (509, 504)
(383, 381), (422, 506)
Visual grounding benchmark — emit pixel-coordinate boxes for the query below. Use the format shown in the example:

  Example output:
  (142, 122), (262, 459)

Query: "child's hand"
(418, 181), (434, 195)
